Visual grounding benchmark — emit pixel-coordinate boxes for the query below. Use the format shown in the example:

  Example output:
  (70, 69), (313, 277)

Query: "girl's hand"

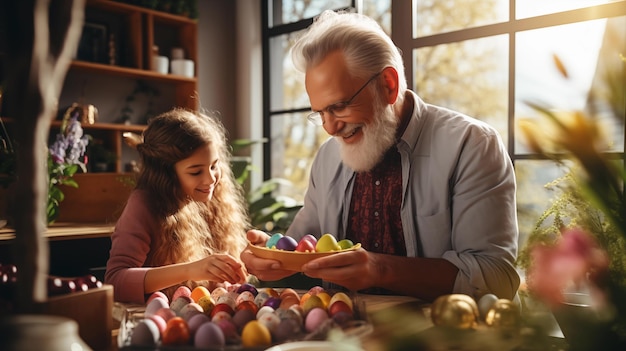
(190, 254), (246, 284)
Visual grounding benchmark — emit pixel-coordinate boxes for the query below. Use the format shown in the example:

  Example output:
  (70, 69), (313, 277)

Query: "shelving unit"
(0, 0), (199, 226)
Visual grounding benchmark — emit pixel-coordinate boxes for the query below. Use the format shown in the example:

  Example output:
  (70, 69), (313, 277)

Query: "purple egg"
(263, 296), (282, 309)
(331, 310), (354, 326)
(194, 321), (225, 348)
(187, 313), (211, 336)
(129, 319), (160, 347)
(236, 283), (259, 296)
(276, 236), (298, 251)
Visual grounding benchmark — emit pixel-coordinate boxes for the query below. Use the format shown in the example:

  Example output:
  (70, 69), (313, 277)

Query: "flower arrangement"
(517, 53), (626, 349)
(47, 109), (90, 224)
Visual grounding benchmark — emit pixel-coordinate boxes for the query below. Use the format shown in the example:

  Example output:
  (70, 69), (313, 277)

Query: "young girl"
(105, 108), (250, 304)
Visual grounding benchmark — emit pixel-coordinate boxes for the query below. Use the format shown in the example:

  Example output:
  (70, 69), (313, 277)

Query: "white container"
(171, 59), (194, 78)
(152, 55), (168, 74)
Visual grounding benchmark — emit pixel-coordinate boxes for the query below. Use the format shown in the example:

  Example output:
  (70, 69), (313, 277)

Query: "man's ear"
(381, 66), (399, 104)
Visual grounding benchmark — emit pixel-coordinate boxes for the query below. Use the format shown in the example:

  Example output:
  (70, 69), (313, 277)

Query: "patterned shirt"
(347, 147), (406, 256)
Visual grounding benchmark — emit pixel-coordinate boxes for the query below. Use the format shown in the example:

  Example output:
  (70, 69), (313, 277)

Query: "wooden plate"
(246, 242), (362, 272)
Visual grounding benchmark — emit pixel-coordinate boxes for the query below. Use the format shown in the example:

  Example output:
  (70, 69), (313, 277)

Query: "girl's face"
(174, 142), (221, 202)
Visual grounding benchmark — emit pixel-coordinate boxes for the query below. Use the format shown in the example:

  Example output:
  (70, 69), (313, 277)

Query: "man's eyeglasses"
(306, 71), (382, 126)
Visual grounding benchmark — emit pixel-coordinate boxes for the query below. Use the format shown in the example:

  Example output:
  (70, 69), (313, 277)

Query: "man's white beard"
(338, 99), (399, 172)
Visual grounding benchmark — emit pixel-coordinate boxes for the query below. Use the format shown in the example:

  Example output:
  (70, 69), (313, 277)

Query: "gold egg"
(431, 294), (479, 329)
(485, 299), (520, 329)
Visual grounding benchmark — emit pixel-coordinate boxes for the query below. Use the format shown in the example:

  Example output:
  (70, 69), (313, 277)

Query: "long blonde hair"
(135, 108), (249, 296)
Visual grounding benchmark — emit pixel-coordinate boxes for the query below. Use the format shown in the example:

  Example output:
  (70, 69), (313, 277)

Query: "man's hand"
(240, 229), (297, 281)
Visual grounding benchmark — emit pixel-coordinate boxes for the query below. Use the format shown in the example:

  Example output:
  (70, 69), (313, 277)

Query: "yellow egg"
(302, 295), (325, 315)
(241, 320), (272, 347)
(329, 292), (354, 311)
(316, 233), (341, 252)
(315, 292), (331, 309)
(197, 295), (215, 315)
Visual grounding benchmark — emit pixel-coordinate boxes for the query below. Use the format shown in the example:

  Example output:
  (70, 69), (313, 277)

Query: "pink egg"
(194, 322), (225, 348)
(148, 315), (167, 334)
(145, 297), (169, 318)
(301, 234), (318, 245)
(130, 319), (160, 347)
(307, 286), (325, 295)
(305, 307), (329, 333)
(172, 285), (192, 301)
(155, 307), (177, 321)
(146, 291), (169, 305)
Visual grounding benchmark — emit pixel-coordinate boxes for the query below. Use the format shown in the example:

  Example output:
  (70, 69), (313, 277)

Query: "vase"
(552, 292), (615, 351)
(0, 314), (92, 351)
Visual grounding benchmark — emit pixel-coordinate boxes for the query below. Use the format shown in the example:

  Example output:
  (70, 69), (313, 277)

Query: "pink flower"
(526, 227), (609, 306)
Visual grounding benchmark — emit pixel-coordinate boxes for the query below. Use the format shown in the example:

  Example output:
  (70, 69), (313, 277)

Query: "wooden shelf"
(70, 60), (197, 84)
(0, 222), (115, 243)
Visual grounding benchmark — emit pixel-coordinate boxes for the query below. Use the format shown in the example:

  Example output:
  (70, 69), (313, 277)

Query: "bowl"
(246, 242), (362, 272)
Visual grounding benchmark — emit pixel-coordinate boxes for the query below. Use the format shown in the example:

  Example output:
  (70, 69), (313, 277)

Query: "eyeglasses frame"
(306, 71), (383, 126)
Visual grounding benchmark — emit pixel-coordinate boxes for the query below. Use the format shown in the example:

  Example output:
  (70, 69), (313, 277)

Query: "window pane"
(269, 32), (309, 111)
(516, 0), (621, 19)
(413, 35), (509, 145)
(514, 17), (626, 154)
(515, 160), (570, 247)
(270, 112), (330, 202)
(363, 0), (391, 35)
(413, 0), (508, 37)
(272, 0), (352, 26)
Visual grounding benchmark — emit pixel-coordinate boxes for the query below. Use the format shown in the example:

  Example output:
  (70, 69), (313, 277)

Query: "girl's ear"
(381, 66), (399, 104)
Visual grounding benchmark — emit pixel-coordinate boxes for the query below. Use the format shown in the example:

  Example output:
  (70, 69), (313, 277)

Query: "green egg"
(337, 239), (354, 250)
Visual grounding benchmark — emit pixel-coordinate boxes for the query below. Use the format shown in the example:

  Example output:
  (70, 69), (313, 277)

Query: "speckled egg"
(256, 305), (275, 320)
(236, 291), (256, 306)
(211, 310), (232, 323)
(254, 291), (270, 307)
(257, 312), (281, 334)
(197, 295), (215, 315)
(210, 286), (228, 301)
(194, 321), (225, 348)
(155, 307), (177, 322)
(216, 294), (237, 310)
(170, 295), (193, 314)
(180, 302), (203, 320)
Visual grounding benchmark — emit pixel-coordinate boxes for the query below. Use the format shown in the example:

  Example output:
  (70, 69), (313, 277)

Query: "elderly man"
(241, 10), (519, 302)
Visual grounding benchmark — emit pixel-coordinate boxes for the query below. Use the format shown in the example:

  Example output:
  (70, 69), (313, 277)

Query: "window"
(262, 0), (626, 246)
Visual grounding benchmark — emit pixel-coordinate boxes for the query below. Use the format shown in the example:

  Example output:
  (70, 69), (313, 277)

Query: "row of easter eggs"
(266, 233), (355, 252)
(129, 283), (356, 348)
